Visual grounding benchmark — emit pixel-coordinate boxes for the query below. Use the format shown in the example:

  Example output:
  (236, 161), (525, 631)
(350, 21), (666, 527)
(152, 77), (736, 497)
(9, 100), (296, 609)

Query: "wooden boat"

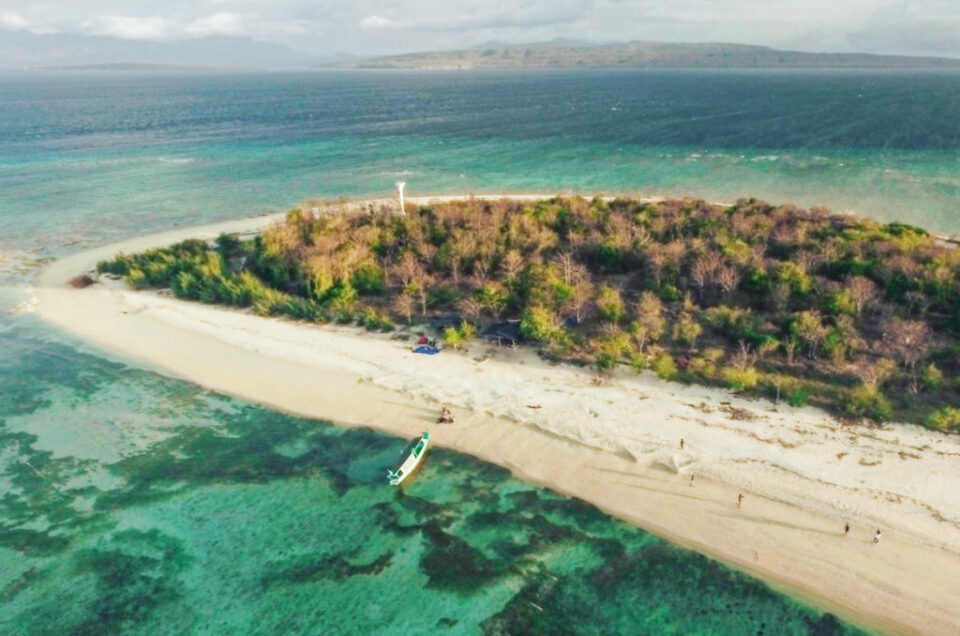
(388, 432), (430, 486)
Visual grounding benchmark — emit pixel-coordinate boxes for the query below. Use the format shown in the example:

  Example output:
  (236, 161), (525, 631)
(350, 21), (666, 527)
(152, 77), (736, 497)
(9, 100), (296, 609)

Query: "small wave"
(0, 249), (46, 277)
(158, 157), (196, 165)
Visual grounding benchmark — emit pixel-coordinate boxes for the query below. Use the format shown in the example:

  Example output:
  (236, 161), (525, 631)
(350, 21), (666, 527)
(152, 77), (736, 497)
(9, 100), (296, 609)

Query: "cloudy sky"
(1, 0), (959, 58)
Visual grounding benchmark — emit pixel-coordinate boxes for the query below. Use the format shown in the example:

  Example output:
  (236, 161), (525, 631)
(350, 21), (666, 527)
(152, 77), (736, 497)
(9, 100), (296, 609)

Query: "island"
(34, 194), (960, 635)
(336, 40), (960, 70)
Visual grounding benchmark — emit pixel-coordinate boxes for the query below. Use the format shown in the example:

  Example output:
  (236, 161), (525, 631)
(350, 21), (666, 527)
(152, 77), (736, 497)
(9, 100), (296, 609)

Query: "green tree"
(673, 313), (702, 349)
(519, 306), (562, 343)
(652, 354), (678, 380)
(595, 286), (625, 323)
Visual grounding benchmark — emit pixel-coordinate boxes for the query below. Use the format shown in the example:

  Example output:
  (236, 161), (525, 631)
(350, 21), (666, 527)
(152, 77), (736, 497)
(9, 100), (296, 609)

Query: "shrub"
(660, 284), (681, 302)
(921, 364), (944, 391)
(595, 352), (618, 373)
(427, 285), (460, 309)
(925, 407), (960, 431)
(722, 365), (759, 391)
(459, 320), (477, 340)
(629, 353), (649, 373)
(672, 313), (702, 348)
(97, 255), (131, 276)
(825, 290), (856, 316)
(520, 306), (562, 343)
(596, 286), (625, 323)
(172, 271), (200, 300)
(443, 325), (463, 349)
(652, 354), (678, 380)
(285, 297), (321, 322)
(359, 307), (393, 331)
(786, 386), (809, 407)
(688, 348), (724, 379)
(351, 264), (386, 295)
(845, 385), (892, 421)
(126, 268), (147, 289)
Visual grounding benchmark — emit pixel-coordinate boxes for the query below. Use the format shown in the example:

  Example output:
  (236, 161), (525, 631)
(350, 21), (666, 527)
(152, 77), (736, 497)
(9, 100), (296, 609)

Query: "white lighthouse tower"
(395, 181), (406, 215)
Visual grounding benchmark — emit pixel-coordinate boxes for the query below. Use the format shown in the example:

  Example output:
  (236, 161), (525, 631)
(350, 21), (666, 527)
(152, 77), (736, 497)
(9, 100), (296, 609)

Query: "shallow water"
(6, 67), (957, 633)
(0, 320), (865, 635)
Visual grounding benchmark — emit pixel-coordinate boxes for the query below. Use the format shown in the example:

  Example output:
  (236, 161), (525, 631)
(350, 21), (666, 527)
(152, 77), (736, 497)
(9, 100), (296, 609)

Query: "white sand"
(33, 196), (960, 635)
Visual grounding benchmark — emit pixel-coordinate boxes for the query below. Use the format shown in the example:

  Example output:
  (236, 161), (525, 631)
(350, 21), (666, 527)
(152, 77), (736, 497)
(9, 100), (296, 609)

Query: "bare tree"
(690, 254), (717, 301)
(849, 357), (896, 388)
(882, 319), (931, 392)
(715, 263), (741, 296)
(458, 296), (483, 322)
(553, 251), (576, 284)
(645, 245), (666, 288)
(392, 293), (415, 324)
(501, 249), (525, 284)
(845, 276), (878, 314)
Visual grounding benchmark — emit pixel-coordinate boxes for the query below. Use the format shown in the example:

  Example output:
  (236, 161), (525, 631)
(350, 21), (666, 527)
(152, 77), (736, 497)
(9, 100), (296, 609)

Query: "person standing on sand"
(844, 523), (850, 536)
(680, 438), (684, 450)
(874, 529), (882, 544)
(689, 474), (695, 487)
(737, 493), (743, 508)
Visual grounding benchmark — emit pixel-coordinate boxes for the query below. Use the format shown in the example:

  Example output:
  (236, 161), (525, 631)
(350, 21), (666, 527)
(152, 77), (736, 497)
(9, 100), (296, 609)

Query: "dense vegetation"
(98, 196), (960, 431)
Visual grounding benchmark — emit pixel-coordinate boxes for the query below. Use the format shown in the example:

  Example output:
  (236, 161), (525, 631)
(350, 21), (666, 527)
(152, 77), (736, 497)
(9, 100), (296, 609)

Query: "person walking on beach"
(873, 529), (882, 544)
(737, 493), (743, 509)
(680, 438), (684, 450)
(844, 523), (850, 537)
(689, 474), (695, 487)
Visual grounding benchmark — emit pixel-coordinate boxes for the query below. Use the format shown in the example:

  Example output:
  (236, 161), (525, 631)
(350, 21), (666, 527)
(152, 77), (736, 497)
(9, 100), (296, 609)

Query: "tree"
(519, 306), (562, 343)
(845, 276), (878, 314)
(458, 296), (483, 322)
(792, 310), (828, 358)
(552, 251), (576, 284)
(563, 264), (594, 324)
(500, 249), (525, 284)
(392, 293), (415, 324)
(632, 292), (665, 351)
(596, 286), (625, 323)
(673, 313), (702, 349)
(715, 263), (741, 297)
(881, 319), (931, 392)
(848, 357), (896, 388)
(690, 254), (717, 301)
(477, 281), (509, 319)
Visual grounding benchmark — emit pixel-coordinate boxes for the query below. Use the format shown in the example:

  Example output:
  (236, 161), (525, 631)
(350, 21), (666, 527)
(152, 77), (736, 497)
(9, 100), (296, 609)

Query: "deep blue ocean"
(6, 67), (959, 634)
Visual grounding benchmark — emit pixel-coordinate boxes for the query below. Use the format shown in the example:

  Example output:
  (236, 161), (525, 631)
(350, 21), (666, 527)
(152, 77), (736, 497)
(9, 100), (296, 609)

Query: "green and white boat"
(388, 432), (430, 486)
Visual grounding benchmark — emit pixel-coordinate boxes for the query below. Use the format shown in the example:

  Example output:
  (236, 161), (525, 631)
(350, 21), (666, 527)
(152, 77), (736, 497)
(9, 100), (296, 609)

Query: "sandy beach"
(31, 196), (960, 635)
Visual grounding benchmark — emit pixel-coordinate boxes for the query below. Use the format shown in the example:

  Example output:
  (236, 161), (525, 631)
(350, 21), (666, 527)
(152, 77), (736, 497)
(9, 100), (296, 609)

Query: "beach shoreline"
(31, 195), (960, 635)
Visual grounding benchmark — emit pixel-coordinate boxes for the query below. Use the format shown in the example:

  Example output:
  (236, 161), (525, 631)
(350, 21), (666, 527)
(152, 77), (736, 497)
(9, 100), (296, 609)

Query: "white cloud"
(186, 13), (247, 37)
(0, 10), (29, 30)
(92, 16), (174, 41)
(360, 15), (392, 29)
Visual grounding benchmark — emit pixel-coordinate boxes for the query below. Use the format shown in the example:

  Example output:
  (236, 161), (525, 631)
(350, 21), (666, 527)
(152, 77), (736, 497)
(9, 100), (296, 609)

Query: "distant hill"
(0, 30), (313, 69)
(337, 40), (960, 70)
(39, 63), (208, 72)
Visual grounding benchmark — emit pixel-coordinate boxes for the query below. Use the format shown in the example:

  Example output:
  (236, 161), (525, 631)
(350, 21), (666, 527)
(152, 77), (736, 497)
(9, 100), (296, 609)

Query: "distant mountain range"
(336, 40), (960, 70)
(3, 32), (959, 71)
(0, 30), (319, 69)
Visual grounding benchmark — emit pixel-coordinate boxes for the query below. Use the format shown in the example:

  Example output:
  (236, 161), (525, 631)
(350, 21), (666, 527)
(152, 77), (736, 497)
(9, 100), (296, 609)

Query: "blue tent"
(413, 345), (441, 355)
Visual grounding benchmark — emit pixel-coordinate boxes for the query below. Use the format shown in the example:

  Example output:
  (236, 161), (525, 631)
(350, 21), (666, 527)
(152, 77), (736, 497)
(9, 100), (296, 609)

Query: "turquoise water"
(6, 67), (958, 633)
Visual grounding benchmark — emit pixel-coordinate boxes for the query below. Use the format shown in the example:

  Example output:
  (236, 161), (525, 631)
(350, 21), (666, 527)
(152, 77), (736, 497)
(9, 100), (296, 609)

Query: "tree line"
(98, 196), (960, 431)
